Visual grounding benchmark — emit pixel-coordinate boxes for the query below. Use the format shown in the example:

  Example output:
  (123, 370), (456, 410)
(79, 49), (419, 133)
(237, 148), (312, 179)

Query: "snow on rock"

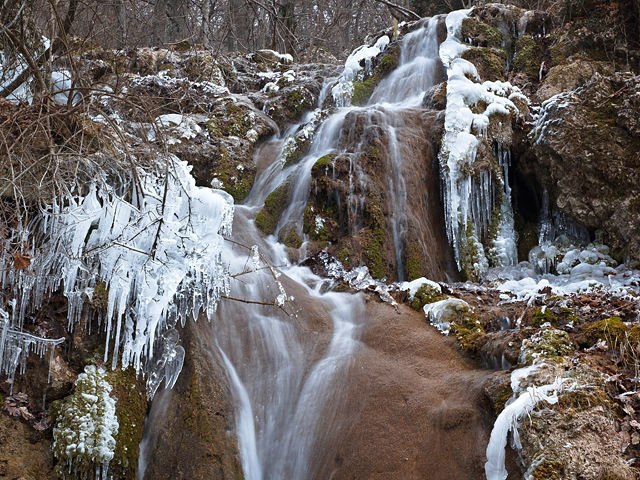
(53, 365), (119, 480)
(331, 35), (390, 107)
(423, 297), (472, 335)
(398, 277), (442, 300)
(154, 113), (204, 144)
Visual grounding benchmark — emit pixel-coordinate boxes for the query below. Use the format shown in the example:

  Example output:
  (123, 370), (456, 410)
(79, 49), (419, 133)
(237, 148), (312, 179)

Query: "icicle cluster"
(438, 9), (522, 276)
(1, 155), (234, 396)
(53, 365), (119, 480)
(0, 307), (65, 394)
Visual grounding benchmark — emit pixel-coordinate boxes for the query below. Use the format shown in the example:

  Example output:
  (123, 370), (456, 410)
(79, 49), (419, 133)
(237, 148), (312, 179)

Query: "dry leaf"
(12, 253), (31, 270)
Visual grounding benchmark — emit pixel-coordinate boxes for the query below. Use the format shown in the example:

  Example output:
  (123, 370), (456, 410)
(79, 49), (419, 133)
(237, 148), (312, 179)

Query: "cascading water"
(212, 18), (448, 479)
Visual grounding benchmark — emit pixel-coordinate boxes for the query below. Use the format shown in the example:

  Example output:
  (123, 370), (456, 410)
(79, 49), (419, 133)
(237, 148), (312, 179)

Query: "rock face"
(531, 72), (640, 263)
(0, 413), (56, 479)
(303, 107), (457, 282)
(142, 319), (243, 480)
(318, 301), (495, 480)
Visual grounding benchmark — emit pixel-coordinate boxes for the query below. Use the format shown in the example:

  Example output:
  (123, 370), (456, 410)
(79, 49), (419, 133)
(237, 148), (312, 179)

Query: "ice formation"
(398, 277), (442, 300)
(0, 155), (234, 396)
(438, 9), (521, 276)
(53, 365), (119, 480)
(0, 307), (65, 393)
(423, 297), (472, 335)
(331, 35), (390, 107)
(484, 366), (566, 480)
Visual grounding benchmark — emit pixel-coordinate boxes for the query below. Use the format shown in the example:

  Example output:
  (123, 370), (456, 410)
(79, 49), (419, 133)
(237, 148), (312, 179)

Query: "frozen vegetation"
(0, 155), (234, 397)
(53, 365), (119, 480)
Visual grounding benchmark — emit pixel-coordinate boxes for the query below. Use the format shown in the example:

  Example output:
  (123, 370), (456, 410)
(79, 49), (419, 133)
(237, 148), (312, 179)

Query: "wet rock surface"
(141, 319), (243, 480)
(325, 301), (496, 480)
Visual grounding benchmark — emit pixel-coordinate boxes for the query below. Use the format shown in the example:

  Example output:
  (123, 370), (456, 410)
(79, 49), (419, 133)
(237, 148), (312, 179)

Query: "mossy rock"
(460, 222), (487, 282)
(450, 313), (485, 352)
(302, 205), (330, 242)
(405, 240), (425, 281)
(105, 367), (148, 480)
(494, 382), (513, 415)
(513, 34), (543, 81)
(91, 281), (109, 315)
(351, 47), (400, 106)
(530, 457), (564, 480)
(527, 308), (559, 327)
(282, 135), (312, 168)
(255, 179), (291, 234)
(461, 47), (507, 81)
(311, 153), (337, 176)
(209, 145), (255, 202)
(283, 87), (314, 121)
(520, 329), (574, 364)
(363, 197), (387, 279)
(557, 387), (610, 412)
(410, 284), (447, 311)
(461, 17), (504, 49)
(184, 53), (225, 84)
(583, 316), (627, 345)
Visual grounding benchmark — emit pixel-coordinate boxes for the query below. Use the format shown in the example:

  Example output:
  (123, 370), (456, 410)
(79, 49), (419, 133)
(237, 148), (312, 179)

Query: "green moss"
(520, 329), (574, 364)
(494, 383), (513, 415)
(302, 204), (330, 241)
(282, 136), (311, 168)
(209, 145), (255, 202)
(461, 17), (504, 49)
(530, 458), (563, 480)
(351, 78), (377, 106)
(461, 47), (507, 81)
(586, 99), (618, 128)
(410, 284), (447, 311)
(405, 241), (424, 281)
(363, 197), (386, 279)
(91, 281), (109, 315)
(180, 368), (214, 442)
(558, 307), (580, 324)
(283, 230), (302, 248)
(450, 313), (485, 352)
(337, 247), (351, 266)
(105, 367), (148, 480)
(584, 316), (627, 345)
(514, 34), (543, 81)
(311, 153), (337, 175)
(255, 180), (290, 234)
(207, 103), (251, 138)
(557, 388), (610, 411)
(350, 50), (399, 106)
(528, 307), (559, 327)
(284, 87), (312, 120)
(460, 222), (486, 282)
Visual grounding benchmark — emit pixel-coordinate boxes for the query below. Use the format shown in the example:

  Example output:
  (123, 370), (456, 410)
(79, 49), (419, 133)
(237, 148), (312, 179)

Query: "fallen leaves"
(12, 253), (31, 270)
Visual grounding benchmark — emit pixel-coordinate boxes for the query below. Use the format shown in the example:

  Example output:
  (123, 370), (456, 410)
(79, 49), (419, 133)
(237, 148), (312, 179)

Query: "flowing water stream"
(141, 17), (455, 480)
(216, 18), (448, 479)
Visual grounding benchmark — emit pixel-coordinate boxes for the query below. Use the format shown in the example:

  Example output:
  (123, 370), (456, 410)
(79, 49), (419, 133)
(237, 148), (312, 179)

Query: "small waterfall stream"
(215, 18), (447, 478)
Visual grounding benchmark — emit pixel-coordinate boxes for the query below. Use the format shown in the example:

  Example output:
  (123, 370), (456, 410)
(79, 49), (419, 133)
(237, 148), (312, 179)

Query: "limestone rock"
(531, 72), (640, 263)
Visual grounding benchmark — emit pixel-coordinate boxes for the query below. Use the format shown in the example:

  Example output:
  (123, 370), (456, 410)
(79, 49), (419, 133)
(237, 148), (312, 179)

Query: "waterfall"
(214, 18), (447, 478)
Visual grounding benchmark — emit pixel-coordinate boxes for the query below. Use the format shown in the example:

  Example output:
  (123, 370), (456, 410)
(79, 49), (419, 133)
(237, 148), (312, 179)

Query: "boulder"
(531, 72), (640, 263)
